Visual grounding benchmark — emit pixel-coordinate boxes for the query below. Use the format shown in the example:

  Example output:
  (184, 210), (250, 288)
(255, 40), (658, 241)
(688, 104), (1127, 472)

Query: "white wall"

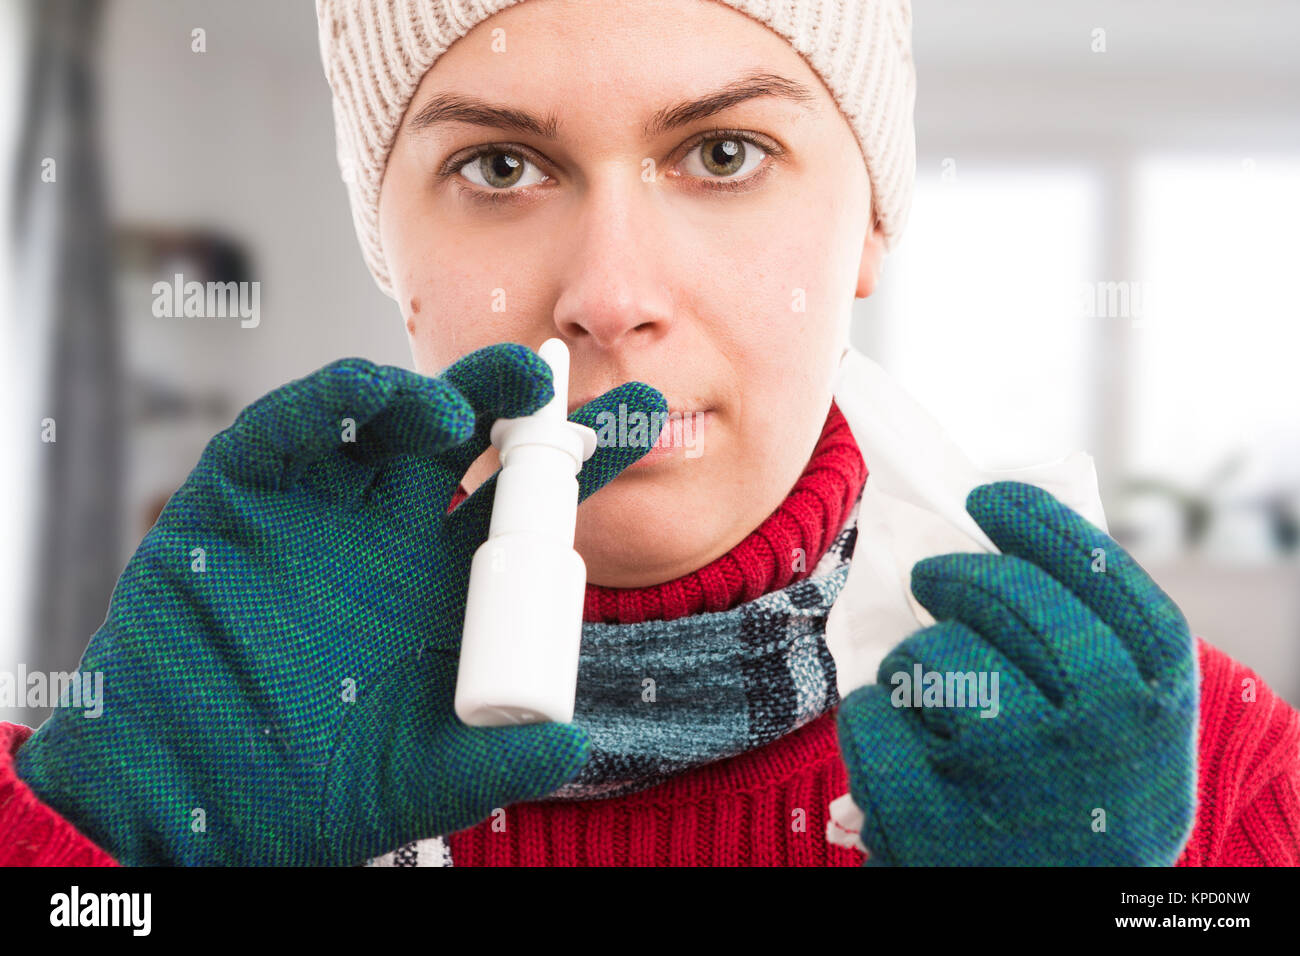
(101, 0), (407, 397)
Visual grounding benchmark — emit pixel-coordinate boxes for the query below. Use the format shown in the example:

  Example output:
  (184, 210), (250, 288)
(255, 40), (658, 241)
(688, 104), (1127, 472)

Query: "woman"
(3, 0), (1297, 867)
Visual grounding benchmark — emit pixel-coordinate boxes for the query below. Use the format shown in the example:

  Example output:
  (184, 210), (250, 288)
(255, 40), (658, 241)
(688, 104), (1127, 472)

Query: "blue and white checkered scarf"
(542, 495), (860, 801)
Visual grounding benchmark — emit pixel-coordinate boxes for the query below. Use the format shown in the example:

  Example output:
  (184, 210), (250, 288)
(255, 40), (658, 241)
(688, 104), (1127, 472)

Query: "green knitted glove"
(16, 343), (665, 866)
(837, 480), (1198, 866)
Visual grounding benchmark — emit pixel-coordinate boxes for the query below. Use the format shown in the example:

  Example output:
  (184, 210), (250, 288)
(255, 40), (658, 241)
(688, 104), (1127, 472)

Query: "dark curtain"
(8, 0), (122, 728)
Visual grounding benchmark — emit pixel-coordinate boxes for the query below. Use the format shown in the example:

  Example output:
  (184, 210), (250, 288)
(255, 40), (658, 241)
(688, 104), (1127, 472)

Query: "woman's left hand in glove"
(836, 480), (1199, 866)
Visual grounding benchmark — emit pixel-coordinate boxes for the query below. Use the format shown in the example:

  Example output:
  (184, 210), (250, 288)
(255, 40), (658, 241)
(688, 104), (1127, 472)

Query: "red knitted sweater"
(2, 401), (1298, 866)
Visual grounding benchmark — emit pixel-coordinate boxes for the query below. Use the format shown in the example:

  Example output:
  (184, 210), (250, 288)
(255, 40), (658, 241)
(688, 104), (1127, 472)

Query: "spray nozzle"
(490, 338), (597, 472)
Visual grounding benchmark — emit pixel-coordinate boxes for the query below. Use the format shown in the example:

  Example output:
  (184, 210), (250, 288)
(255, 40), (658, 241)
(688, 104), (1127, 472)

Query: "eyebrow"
(404, 71), (820, 140)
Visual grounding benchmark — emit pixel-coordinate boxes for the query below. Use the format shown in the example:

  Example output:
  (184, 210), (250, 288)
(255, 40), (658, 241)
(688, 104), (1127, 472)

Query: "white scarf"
(823, 343), (1108, 851)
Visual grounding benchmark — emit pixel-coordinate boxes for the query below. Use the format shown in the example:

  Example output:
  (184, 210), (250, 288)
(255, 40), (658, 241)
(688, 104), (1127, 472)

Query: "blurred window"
(865, 166), (1101, 469)
(1129, 156), (1300, 487)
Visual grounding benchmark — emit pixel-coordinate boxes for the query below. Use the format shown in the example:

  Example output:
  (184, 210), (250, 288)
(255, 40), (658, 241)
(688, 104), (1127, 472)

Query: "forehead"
(413, 0), (835, 119)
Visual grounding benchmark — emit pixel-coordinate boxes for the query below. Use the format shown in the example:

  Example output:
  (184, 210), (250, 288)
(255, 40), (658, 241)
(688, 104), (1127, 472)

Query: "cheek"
(710, 221), (845, 459)
(712, 227), (845, 378)
(727, 202), (849, 329)
(381, 156), (487, 368)
(396, 251), (511, 372)
(740, 346), (832, 438)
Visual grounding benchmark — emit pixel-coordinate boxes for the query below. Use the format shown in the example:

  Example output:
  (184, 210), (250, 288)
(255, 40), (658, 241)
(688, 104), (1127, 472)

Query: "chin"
(575, 464), (719, 587)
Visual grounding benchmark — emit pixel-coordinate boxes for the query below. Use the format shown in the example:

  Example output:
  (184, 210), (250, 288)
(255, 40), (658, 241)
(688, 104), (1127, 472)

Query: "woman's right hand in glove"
(15, 342), (665, 866)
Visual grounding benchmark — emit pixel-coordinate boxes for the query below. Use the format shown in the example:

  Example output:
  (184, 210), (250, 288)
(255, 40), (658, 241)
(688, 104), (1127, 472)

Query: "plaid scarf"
(535, 494), (859, 802)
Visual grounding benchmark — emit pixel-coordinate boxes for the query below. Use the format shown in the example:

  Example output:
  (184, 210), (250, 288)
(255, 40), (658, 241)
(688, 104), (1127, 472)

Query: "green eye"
(683, 135), (769, 181)
(457, 149), (548, 190)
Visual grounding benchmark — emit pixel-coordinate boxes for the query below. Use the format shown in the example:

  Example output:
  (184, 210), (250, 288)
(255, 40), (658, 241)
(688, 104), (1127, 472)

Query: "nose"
(551, 175), (675, 351)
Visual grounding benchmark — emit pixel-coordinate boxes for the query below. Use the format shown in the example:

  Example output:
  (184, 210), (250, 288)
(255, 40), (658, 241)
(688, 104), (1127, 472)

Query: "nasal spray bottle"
(454, 338), (598, 727)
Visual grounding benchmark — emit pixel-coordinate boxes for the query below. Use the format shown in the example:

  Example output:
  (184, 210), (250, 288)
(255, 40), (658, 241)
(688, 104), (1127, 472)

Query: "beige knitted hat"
(316, 0), (916, 300)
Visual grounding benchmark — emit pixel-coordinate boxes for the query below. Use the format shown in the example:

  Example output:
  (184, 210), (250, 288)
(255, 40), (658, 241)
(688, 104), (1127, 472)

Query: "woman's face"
(378, 0), (884, 587)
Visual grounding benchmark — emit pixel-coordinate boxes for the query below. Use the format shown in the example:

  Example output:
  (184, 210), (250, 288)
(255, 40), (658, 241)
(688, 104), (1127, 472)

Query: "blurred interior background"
(2, 0), (1298, 728)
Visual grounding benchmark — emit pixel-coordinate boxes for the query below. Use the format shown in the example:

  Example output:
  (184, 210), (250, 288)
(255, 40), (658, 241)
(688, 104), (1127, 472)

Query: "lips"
(632, 409), (711, 466)
(566, 395), (709, 421)
(564, 385), (711, 465)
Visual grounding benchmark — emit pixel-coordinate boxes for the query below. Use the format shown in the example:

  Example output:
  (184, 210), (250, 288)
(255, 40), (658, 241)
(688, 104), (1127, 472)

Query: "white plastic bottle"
(454, 338), (598, 726)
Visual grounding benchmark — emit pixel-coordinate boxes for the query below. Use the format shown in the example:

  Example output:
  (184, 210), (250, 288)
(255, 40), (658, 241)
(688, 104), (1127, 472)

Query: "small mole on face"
(406, 296), (420, 335)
